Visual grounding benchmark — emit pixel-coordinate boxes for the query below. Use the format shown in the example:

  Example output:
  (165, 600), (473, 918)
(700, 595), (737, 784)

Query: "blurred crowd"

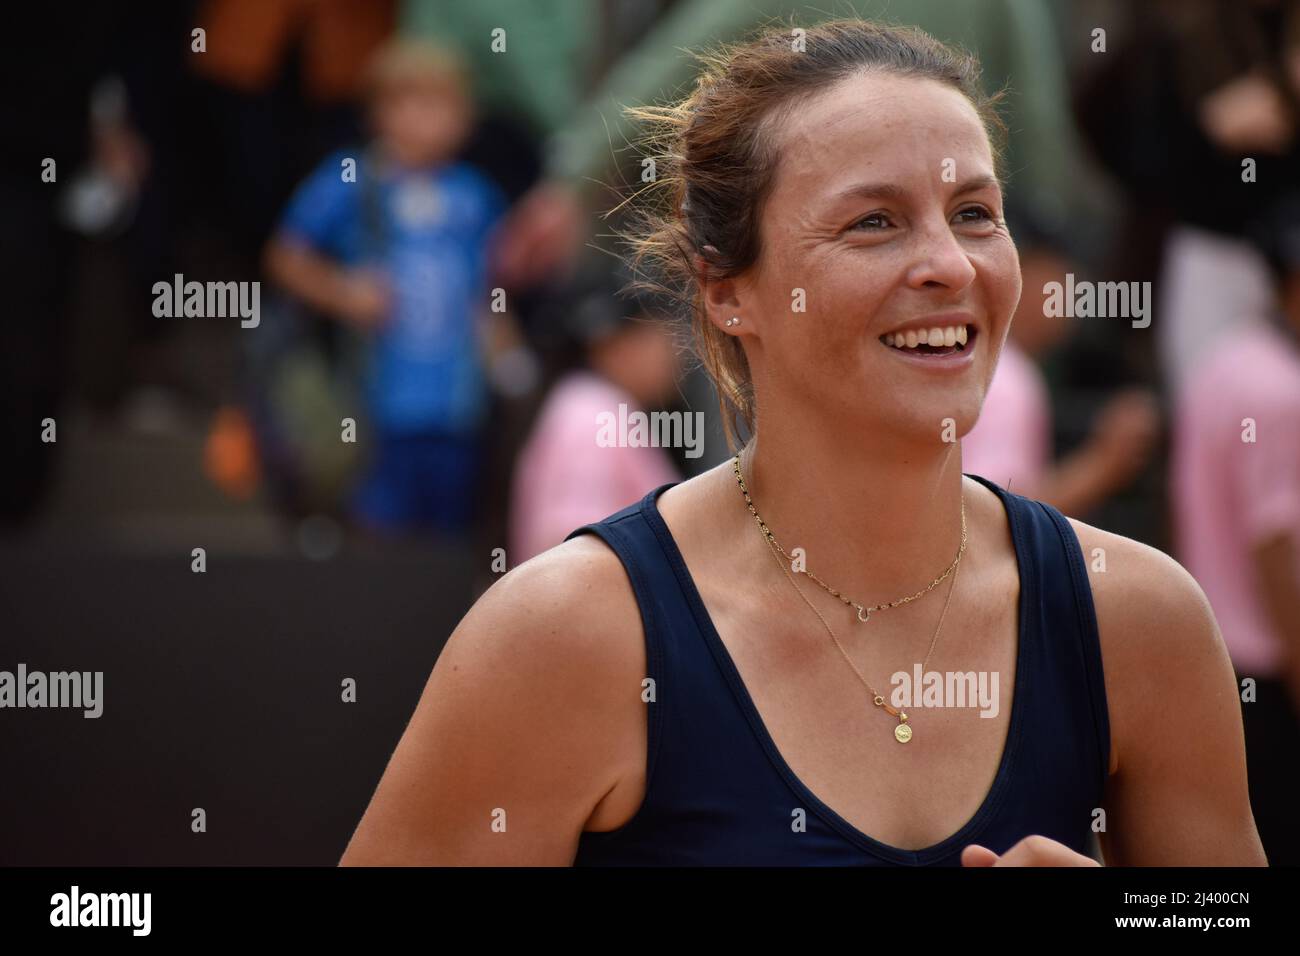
(3, 0), (1298, 863)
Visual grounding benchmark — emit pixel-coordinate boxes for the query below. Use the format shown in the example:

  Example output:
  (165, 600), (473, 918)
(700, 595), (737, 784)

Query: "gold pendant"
(857, 606), (871, 623)
(874, 697), (912, 742)
(894, 713), (912, 744)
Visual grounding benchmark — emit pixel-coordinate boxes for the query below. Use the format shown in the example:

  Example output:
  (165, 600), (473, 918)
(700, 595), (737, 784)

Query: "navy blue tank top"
(563, 474), (1110, 866)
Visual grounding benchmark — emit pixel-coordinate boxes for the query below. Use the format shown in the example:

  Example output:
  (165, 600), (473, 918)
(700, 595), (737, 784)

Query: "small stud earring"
(726, 316), (740, 327)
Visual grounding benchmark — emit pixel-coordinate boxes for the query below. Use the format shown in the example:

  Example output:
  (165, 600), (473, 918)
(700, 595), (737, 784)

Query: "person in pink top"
(1171, 200), (1300, 865)
(963, 234), (1160, 516)
(510, 269), (682, 564)
(961, 334), (1050, 491)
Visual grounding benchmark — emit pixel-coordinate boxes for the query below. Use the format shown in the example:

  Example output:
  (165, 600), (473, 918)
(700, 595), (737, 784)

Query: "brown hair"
(613, 18), (1008, 452)
(362, 38), (469, 104)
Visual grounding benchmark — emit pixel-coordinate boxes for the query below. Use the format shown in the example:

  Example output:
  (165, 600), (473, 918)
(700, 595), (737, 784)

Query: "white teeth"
(882, 325), (971, 351)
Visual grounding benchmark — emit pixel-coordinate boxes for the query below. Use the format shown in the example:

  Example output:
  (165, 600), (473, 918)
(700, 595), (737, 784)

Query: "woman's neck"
(734, 416), (968, 606)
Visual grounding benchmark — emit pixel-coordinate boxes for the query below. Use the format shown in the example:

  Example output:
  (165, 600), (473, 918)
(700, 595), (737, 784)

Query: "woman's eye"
(850, 213), (892, 231)
(954, 205), (995, 224)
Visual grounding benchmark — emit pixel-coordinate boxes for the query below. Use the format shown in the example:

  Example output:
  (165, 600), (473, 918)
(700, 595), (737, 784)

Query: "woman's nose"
(905, 221), (978, 292)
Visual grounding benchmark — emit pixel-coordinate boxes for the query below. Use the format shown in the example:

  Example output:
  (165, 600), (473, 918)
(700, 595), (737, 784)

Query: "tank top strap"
(964, 473), (1111, 794)
(562, 482), (685, 810)
(562, 482), (683, 650)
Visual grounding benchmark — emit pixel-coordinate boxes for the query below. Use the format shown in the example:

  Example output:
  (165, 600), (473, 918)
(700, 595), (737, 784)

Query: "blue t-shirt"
(276, 150), (508, 434)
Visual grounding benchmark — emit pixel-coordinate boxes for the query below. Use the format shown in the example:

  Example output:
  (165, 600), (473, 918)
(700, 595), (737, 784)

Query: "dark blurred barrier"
(0, 544), (476, 865)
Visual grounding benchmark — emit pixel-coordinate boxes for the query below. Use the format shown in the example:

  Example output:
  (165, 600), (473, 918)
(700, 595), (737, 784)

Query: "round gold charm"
(894, 723), (913, 743)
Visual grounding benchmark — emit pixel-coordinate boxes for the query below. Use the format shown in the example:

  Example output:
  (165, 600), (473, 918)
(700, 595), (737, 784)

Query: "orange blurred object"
(203, 405), (261, 500)
(190, 0), (396, 102)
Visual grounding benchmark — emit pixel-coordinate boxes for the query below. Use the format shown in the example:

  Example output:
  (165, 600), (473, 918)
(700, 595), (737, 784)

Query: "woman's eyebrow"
(951, 174), (1002, 196)
(828, 174), (1001, 204)
(829, 181), (907, 203)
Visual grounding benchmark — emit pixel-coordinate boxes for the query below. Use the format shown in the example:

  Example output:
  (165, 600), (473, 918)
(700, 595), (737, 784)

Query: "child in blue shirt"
(265, 40), (508, 536)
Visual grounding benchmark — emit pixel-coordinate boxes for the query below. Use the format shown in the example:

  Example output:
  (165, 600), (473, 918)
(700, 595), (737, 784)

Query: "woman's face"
(723, 71), (1021, 444)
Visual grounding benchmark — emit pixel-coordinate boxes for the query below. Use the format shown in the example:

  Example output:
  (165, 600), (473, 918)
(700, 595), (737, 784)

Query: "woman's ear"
(694, 247), (745, 334)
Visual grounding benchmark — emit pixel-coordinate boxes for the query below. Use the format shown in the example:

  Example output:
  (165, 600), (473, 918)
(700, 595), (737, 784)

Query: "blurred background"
(1, 0), (1297, 865)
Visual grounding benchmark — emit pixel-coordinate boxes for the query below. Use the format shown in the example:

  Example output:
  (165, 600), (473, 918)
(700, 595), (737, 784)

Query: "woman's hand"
(962, 835), (1101, 866)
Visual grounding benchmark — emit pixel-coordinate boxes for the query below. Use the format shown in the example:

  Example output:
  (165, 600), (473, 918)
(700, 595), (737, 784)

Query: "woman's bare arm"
(339, 536), (645, 865)
(1073, 521), (1268, 866)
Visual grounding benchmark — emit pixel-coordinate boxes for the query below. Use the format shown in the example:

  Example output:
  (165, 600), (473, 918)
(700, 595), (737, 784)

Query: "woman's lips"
(877, 325), (978, 369)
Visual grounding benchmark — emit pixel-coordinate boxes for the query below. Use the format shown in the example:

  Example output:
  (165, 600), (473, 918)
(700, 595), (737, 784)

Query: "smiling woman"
(339, 18), (1266, 868)
(617, 20), (1012, 452)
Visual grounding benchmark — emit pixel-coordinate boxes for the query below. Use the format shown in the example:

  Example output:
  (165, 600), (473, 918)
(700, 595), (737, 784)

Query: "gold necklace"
(732, 454), (966, 623)
(734, 452), (965, 742)
(764, 531), (960, 742)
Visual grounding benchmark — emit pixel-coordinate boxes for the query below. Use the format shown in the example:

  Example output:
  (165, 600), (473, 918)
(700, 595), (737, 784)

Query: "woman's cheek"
(978, 242), (1022, 323)
(1003, 261), (1024, 324)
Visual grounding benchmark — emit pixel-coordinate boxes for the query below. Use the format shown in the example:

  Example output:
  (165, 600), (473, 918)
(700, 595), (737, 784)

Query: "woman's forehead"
(768, 73), (992, 190)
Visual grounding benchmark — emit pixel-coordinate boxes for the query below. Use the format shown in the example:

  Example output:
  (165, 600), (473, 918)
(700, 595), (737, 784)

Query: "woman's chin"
(855, 402), (982, 447)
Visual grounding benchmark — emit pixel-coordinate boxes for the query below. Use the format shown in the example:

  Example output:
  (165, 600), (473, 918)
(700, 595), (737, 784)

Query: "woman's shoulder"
(1061, 515), (1230, 777)
(454, 533), (647, 694)
(981, 476), (1215, 639)
(344, 533), (652, 864)
(1062, 516), (1219, 650)
(485, 467), (720, 644)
